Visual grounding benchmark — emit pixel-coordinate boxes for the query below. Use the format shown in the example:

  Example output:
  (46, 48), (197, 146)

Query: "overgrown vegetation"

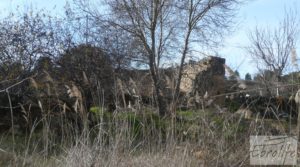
(1, 108), (295, 166)
(0, 0), (300, 167)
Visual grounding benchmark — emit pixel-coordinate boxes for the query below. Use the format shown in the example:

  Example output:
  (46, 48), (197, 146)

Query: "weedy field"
(0, 107), (295, 167)
(0, 0), (299, 166)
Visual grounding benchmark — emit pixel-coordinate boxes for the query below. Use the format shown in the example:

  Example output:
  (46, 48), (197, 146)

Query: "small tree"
(229, 70), (240, 80)
(245, 73), (252, 80)
(247, 8), (299, 81)
(234, 70), (240, 77)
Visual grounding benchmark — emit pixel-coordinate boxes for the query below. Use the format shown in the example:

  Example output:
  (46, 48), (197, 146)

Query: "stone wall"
(117, 56), (226, 107)
(182, 56), (225, 95)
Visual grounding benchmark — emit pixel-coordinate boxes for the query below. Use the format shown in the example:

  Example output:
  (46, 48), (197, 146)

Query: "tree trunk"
(172, 30), (192, 112)
(149, 53), (167, 117)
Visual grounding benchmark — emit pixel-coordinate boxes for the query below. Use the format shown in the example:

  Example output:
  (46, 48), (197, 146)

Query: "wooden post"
(295, 89), (300, 139)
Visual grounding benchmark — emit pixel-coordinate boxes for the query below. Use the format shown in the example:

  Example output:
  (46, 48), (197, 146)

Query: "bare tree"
(74, 0), (241, 116)
(92, 25), (140, 70)
(247, 9), (299, 82)
(0, 9), (73, 79)
(173, 0), (240, 109)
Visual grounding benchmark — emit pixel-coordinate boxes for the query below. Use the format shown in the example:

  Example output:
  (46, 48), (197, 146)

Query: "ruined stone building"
(116, 56), (226, 108)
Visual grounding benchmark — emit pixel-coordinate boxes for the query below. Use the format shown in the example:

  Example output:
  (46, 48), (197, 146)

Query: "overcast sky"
(0, 0), (299, 78)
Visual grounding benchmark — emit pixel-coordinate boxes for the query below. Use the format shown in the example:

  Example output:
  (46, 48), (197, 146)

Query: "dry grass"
(0, 106), (294, 167)
(62, 144), (203, 167)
